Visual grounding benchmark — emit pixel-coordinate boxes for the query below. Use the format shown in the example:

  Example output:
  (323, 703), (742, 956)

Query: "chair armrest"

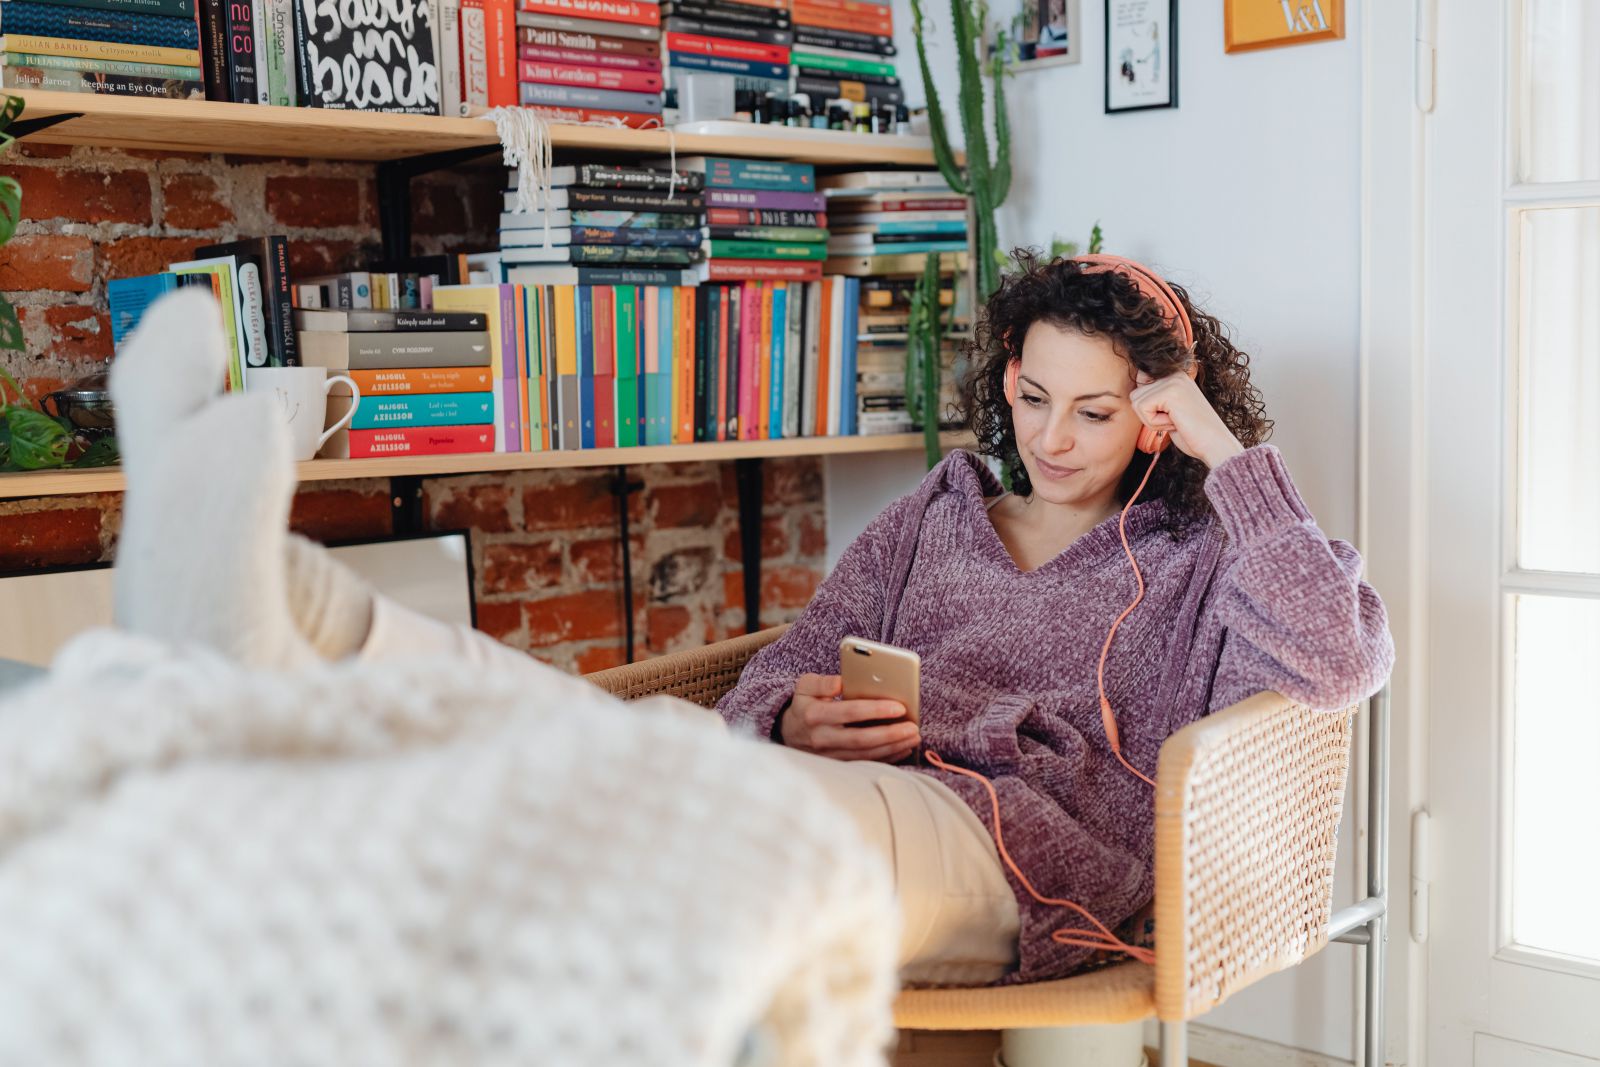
(584, 624), (792, 708)
(1154, 691), (1355, 1021)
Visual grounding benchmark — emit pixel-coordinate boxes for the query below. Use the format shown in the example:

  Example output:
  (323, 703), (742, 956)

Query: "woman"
(713, 252), (1394, 987)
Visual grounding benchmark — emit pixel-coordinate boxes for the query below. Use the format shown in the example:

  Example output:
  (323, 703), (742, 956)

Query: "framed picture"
(1225, 0), (1345, 53)
(990, 0), (1082, 71)
(1105, 0), (1176, 113)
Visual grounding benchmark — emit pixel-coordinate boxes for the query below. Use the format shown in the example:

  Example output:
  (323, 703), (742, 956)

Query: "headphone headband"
(1072, 253), (1195, 352)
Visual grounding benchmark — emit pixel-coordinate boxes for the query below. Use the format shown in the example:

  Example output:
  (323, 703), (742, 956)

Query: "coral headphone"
(1002, 254), (1198, 453)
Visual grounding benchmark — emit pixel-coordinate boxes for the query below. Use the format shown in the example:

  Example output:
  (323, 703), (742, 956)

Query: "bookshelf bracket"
(10, 113), (83, 140)
(735, 458), (764, 634)
(390, 475), (425, 536)
(610, 466), (645, 662)
(376, 144), (502, 261)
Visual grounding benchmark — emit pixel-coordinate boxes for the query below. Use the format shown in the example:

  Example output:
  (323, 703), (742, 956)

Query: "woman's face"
(1010, 321), (1142, 508)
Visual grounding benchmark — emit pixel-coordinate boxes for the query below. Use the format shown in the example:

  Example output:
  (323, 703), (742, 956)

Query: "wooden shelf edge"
(10, 90), (947, 165)
(0, 432), (972, 500)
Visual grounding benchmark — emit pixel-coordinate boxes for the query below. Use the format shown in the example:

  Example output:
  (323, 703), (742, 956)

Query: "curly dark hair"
(956, 250), (1273, 532)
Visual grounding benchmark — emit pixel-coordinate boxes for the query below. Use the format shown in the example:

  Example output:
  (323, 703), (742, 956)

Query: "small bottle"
(852, 101), (871, 133)
(828, 103), (849, 130)
(786, 98), (804, 127)
(894, 103), (911, 135)
(878, 103), (895, 135)
(734, 89), (755, 122)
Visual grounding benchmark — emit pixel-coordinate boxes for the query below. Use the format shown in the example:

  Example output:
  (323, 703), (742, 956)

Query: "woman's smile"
(1032, 454), (1081, 480)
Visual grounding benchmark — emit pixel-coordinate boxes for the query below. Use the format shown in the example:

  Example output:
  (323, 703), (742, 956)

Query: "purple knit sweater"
(716, 446), (1394, 983)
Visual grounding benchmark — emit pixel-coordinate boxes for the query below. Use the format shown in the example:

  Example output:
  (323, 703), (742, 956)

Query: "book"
(500, 244), (572, 265)
(570, 209), (704, 228)
(651, 156), (813, 193)
(705, 207), (825, 228)
(790, 47), (892, 76)
(824, 250), (969, 275)
(501, 218), (575, 238)
(515, 9), (659, 38)
(794, 64), (897, 87)
(169, 257), (248, 390)
(663, 31), (788, 63)
(829, 239), (967, 255)
(0, 2), (200, 48)
(483, 0), (516, 106)
(35, 0), (196, 17)
(197, 236), (298, 367)
(521, 104), (662, 128)
(519, 42), (661, 69)
(438, 0), (462, 115)
(0, 66), (202, 95)
(704, 187), (824, 212)
(346, 366), (493, 395)
(666, 50), (787, 81)
(260, 0), (295, 104)
(296, 330), (494, 370)
(705, 225), (826, 243)
(791, 4), (891, 36)
(0, 33), (199, 65)
(519, 80), (662, 111)
(709, 239), (828, 260)
(572, 225), (701, 247)
(792, 25), (893, 54)
(504, 264), (695, 286)
(339, 392), (496, 429)
(296, 271), (374, 308)
(660, 14), (790, 45)
(698, 258), (822, 282)
(509, 163), (703, 191)
(295, 0), (440, 112)
(794, 73), (902, 106)
(322, 425), (496, 458)
(223, 0), (257, 101)
(107, 273), (179, 349)
(517, 22), (660, 53)
(461, 0), (489, 106)
(821, 171), (955, 191)
(519, 58), (664, 89)
(294, 309), (489, 332)
(518, 0), (661, 24)
(661, 0), (790, 25)
(431, 284), (523, 453)
(570, 244), (694, 266)
(570, 186), (704, 212)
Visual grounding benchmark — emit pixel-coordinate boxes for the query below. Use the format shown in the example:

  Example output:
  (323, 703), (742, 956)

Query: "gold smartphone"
(839, 636), (921, 725)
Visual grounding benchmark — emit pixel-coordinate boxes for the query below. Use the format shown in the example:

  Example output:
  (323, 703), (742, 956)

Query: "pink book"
(643, 286), (659, 375)
(739, 280), (761, 441)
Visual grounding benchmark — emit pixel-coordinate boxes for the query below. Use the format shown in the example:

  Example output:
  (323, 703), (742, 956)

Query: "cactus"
(905, 251), (946, 468)
(910, 0), (1011, 302)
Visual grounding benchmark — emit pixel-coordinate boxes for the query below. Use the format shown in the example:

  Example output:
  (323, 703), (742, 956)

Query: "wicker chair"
(586, 625), (1370, 1067)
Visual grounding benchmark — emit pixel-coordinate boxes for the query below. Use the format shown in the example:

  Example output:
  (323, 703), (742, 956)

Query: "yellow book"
(1, 35), (202, 68)
(823, 251), (970, 277)
(431, 285), (511, 452)
(553, 284), (578, 448)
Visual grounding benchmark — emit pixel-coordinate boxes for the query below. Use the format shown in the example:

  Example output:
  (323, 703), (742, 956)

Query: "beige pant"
(359, 596), (1022, 985)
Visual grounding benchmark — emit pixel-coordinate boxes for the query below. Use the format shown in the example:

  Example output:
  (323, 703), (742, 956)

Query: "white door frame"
(1359, 0), (1431, 1065)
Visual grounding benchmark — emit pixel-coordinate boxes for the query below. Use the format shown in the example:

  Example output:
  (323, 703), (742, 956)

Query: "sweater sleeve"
(1203, 446), (1395, 712)
(714, 494), (915, 741)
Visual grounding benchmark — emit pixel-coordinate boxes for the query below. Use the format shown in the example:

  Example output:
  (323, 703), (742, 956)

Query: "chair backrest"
(585, 624), (791, 708)
(1153, 692), (1355, 1021)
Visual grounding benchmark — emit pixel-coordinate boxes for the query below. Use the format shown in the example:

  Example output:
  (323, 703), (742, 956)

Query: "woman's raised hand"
(779, 673), (920, 762)
(1129, 369), (1246, 469)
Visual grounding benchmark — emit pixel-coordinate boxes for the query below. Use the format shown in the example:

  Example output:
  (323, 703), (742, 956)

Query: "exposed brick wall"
(0, 146), (827, 670)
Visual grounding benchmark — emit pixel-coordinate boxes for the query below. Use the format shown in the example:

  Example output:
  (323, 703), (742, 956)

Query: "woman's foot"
(109, 288), (316, 669)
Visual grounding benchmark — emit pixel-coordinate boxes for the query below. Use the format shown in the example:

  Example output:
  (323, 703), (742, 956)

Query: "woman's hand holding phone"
(779, 673), (920, 762)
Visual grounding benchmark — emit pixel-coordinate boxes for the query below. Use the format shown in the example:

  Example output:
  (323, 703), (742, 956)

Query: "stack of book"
(660, 0), (790, 106)
(497, 162), (707, 288)
(788, 0), (898, 114)
(822, 169), (972, 303)
(514, 0), (665, 126)
(664, 156), (827, 285)
(0, 0), (204, 98)
(297, 305), (498, 460)
(107, 236), (298, 391)
(294, 258), (462, 312)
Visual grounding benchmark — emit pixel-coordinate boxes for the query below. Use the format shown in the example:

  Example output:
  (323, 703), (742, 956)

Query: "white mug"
(247, 366), (361, 462)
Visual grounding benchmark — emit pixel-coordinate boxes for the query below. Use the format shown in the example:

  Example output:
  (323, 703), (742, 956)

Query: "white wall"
(825, 1), (1371, 1061)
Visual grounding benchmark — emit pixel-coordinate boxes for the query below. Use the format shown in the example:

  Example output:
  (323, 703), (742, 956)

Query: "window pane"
(1517, 208), (1600, 574)
(1511, 594), (1600, 963)
(1521, 0), (1600, 183)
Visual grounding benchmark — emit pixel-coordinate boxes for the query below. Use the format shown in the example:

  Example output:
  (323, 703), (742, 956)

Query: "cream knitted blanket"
(0, 631), (898, 1067)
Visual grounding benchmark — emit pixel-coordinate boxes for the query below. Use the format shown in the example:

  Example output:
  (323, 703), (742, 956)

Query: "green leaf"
(0, 293), (22, 351)
(7, 406), (70, 469)
(0, 365), (22, 406)
(0, 94), (24, 136)
(0, 175), (20, 247)
(70, 436), (119, 468)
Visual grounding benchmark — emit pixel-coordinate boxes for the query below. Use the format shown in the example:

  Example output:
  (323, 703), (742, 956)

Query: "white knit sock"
(109, 288), (316, 669)
(283, 534), (375, 660)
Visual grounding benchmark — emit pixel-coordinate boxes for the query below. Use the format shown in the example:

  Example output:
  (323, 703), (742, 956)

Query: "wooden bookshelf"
(0, 432), (972, 500)
(10, 90), (946, 166)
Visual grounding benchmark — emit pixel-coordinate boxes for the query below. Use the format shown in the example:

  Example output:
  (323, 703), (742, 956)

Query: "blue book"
(667, 53), (792, 86)
(652, 287), (675, 445)
(0, 1), (201, 48)
(107, 272), (178, 350)
(669, 153), (816, 193)
(870, 240), (971, 255)
(578, 286), (596, 449)
(350, 393), (495, 430)
(876, 220), (969, 235)
(769, 285), (786, 439)
(841, 278), (860, 435)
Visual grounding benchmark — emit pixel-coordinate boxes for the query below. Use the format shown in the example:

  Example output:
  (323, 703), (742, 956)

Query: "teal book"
(614, 285), (638, 447)
(675, 155), (815, 192)
(769, 285), (786, 439)
(350, 392), (495, 430)
(20, 0), (196, 17)
(869, 240), (970, 255)
(107, 272), (177, 350)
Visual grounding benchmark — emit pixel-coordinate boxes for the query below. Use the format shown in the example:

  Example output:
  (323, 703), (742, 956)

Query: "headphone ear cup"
(1136, 426), (1168, 454)
(1003, 360), (1020, 407)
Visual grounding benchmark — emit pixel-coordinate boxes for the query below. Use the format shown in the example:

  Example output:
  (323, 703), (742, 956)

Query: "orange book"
(522, 105), (663, 129)
(348, 367), (495, 395)
(792, 3), (891, 33)
(719, 0), (788, 9)
(815, 277), (832, 436)
(678, 286), (697, 442)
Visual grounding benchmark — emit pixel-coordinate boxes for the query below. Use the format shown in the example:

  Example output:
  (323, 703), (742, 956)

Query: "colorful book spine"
(704, 188), (825, 212)
(517, 0), (662, 25)
(793, 25), (893, 54)
(577, 285), (596, 448)
(840, 276), (859, 435)
(0, 66), (201, 95)
(789, 48), (893, 76)
(223, 0), (257, 101)
(614, 285), (638, 447)
(666, 51), (789, 83)
(661, 14), (792, 45)
(706, 225), (827, 243)
(663, 32), (788, 64)
(351, 393), (496, 429)
(517, 24), (661, 55)
(521, 105), (663, 130)
(769, 284), (786, 439)
(519, 81), (663, 112)
(709, 240), (829, 261)
(341, 426), (496, 457)
(348, 367), (495, 395)
(705, 207), (826, 228)
(498, 283), (523, 452)
(702, 259), (824, 282)
(30, 0), (195, 17)
(0, 2), (200, 47)
(1, 51), (199, 77)
(485, 0), (517, 106)
(571, 226), (702, 247)
(518, 60), (663, 92)
(0, 33), (199, 65)
(519, 44), (662, 71)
